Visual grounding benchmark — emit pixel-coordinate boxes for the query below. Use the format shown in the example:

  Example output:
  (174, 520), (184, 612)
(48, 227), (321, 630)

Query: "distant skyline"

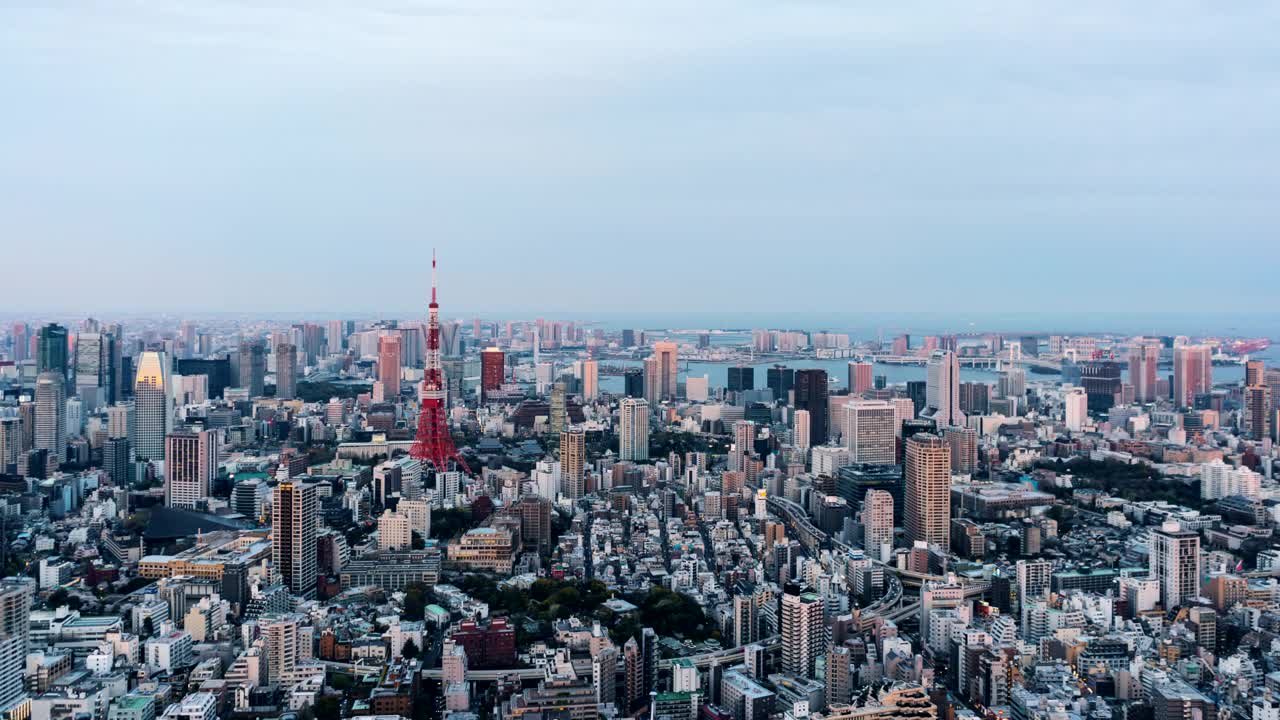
(3, 2), (1278, 313)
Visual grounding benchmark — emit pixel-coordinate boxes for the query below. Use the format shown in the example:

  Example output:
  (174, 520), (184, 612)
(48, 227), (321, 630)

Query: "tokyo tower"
(410, 250), (471, 475)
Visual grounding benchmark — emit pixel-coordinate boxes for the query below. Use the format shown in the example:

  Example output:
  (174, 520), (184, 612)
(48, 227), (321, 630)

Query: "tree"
(401, 638), (420, 660)
(403, 583), (427, 621)
(314, 695), (342, 720)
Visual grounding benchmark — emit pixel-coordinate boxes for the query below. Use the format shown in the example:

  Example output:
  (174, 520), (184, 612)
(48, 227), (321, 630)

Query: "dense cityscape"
(0, 253), (1278, 720)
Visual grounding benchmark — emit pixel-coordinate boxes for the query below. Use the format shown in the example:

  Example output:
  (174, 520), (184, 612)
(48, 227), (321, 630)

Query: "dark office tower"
(794, 369), (829, 444)
(621, 329), (636, 347)
(275, 343), (298, 400)
(480, 347), (505, 402)
(272, 480), (319, 599)
(1080, 361), (1122, 412)
(767, 365), (795, 404)
(958, 382), (990, 415)
(1243, 384), (1272, 441)
(38, 323), (69, 379)
(238, 339), (266, 397)
(728, 365), (755, 393)
(906, 381), (927, 417)
(176, 358), (232, 400)
(102, 437), (131, 485)
(1020, 336), (1039, 357)
(624, 368), (644, 399)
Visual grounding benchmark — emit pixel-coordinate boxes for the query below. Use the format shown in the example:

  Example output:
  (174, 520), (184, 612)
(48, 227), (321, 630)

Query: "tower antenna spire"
(411, 247), (471, 475)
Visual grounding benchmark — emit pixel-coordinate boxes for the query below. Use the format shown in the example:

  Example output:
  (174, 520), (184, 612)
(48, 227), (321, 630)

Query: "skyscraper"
(238, 339), (266, 397)
(848, 361), (873, 395)
(649, 341), (678, 401)
(727, 365), (754, 393)
(1130, 341), (1161, 403)
(904, 433), (952, 551)
(0, 418), (20, 475)
(781, 586), (825, 677)
(1149, 520), (1201, 609)
(74, 332), (110, 409)
(480, 347), (505, 402)
(623, 368), (644, 399)
(943, 425), (978, 475)
(1245, 360), (1266, 387)
(582, 359), (599, 401)
(1173, 345), (1212, 407)
(560, 429), (585, 499)
(1080, 361), (1122, 411)
(844, 401), (896, 464)
(619, 398), (650, 462)
(37, 323), (69, 380)
(549, 382), (567, 435)
(272, 480), (319, 599)
(1244, 384), (1273, 440)
(0, 578), (34, 717)
(862, 489), (894, 562)
(793, 409), (811, 452)
(165, 429), (217, 508)
(794, 369), (829, 444)
(1064, 387), (1088, 432)
(133, 351), (172, 462)
(925, 351), (963, 428)
(275, 343), (297, 399)
(767, 365), (795, 404)
(10, 323), (30, 363)
(377, 334), (402, 397)
(34, 372), (66, 463)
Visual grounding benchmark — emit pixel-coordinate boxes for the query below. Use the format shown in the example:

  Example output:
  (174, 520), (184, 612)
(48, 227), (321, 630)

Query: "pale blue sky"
(2, 1), (1277, 314)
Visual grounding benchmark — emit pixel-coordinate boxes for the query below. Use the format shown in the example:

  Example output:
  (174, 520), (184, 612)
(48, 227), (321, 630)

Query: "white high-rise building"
(164, 429), (217, 509)
(1064, 386), (1088, 432)
(925, 350), (964, 428)
(34, 372), (66, 463)
(133, 351), (173, 463)
(1149, 520), (1201, 609)
(862, 489), (894, 562)
(0, 578), (34, 718)
(377, 509), (412, 551)
(582, 360), (599, 401)
(793, 409), (811, 451)
(398, 499), (432, 538)
(619, 398), (650, 461)
(1200, 459), (1261, 500)
(781, 587), (826, 677)
(844, 400), (896, 464)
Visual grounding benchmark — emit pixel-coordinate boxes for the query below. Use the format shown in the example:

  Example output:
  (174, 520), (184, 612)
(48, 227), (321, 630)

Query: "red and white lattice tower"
(410, 250), (471, 474)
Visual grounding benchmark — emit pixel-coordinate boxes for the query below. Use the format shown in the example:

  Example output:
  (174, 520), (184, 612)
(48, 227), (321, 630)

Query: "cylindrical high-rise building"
(34, 372), (66, 464)
(904, 433), (952, 551)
